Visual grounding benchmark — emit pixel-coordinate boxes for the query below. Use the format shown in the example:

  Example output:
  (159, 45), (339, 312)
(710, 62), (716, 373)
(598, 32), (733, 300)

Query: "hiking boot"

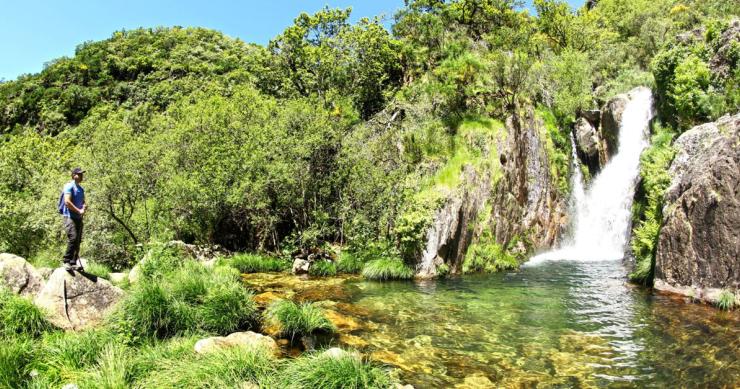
(63, 262), (75, 271)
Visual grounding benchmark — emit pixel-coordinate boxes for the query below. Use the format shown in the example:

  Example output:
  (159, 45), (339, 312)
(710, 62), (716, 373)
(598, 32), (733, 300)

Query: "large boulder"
(194, 331), (279, 356)
(34, 268), (124, 330)
(654, 113), (740, 303)
(0, 253), (44, 296)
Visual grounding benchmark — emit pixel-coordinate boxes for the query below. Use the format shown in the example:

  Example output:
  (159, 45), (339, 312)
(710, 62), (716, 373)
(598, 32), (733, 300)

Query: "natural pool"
(245, 260), (740, 388)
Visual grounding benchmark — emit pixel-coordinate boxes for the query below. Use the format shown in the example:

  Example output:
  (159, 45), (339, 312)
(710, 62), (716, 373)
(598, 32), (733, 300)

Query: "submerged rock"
(194, 331), (279, 356)
(655, 113), (740, 303)
(0, 253), (44, 296)
(34, 268), (124, 330)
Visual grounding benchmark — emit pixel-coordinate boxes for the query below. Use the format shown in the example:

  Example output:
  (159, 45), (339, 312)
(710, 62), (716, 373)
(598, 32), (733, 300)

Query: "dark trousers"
(63, 217), (83, 264)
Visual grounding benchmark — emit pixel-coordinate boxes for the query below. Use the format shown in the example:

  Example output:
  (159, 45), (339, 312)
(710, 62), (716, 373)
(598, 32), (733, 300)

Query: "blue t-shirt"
(62, 181), (85, 219)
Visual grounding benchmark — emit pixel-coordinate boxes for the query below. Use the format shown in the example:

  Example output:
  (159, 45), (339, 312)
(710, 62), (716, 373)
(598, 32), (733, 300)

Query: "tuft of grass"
(112, 261), (257, 341)
(264, 300), (335, 340)
(308, 260), (337, 277)
(138, 244), (187, 280)
(279, 349), (395, 389)
(336, 251), (364, 274)
(0, 336), (36, 389)
(137, 345), (277, 388)
(34, 329), (118, 385)
(78, 343), (132, 389)
(361, 258), (414, 281)
(84, 260), (113, 280)
(0, 288), (54, 338)
(224, 253), (289, 273)
(716, 290), (737, 311)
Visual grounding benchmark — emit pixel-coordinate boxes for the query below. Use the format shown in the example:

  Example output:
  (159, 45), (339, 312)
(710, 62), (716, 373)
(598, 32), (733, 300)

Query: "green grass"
(0, 335), (37, 388)
(463, 230), (519, 274)
(308, 260), (337, 277)
(0, 288), (54, 338)
(278, 349), (395, 389)
(361, 258), (414, 281)
(264, 300), (335, 340)
(336, 251), (364, 274)
(138, 243), (187, 281)
(137, 345), (277, 388)
(84, 260), (113, 279)
(716, 290), (737, 311)
(33, 329), (118, 385)
(77, 343), (132, 389)
(223, 253), (290, 273)
(112, 261), (257, 341)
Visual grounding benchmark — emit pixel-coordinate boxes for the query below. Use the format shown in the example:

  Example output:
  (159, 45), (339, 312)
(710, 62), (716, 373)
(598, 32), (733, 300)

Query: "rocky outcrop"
(194, 331), (280, 356)
(35, 268), (124, 330)
(574, 116), (600, 172)
(489, 110), (565, 252)
(416, 165), (491, 278)
(709, 19), (739, 80)
(0, 253), (44, 296)
(654, 113), (740, 303)
(598, 93), (629, 165)
(415, 109), (567, 278)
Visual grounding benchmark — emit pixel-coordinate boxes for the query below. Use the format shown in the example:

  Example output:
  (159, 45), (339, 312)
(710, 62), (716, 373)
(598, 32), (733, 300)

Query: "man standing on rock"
(60, 168), (87, 271)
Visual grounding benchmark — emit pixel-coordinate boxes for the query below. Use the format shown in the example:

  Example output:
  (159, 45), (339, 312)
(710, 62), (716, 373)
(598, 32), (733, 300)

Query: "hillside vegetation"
(0, 0), (736, 273)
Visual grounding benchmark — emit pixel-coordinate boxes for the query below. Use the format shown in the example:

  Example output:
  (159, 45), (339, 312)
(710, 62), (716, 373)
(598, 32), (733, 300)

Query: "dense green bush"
(361, 258), (414, 281)
(336, 251), (364, 274)
(264, 300), (335, 340)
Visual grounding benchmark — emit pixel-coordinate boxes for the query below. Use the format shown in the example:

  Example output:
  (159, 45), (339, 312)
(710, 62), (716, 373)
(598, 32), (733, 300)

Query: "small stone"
(292, 258), (310, 274)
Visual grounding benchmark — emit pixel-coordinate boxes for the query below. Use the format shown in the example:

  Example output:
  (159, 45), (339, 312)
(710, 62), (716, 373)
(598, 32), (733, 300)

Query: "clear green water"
(248, 260), (740, 388)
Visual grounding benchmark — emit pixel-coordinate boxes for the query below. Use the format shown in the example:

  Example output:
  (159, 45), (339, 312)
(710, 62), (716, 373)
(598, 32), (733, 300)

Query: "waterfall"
(530, 87), (654, 264)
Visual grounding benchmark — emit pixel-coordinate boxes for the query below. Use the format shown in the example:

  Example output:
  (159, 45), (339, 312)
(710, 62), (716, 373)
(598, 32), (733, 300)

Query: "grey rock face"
(655, 113), (740, 301)
(0, 253), (44, 296)
(575, 117), (599, 158)
(35, 268), (124, 330)
(599, 93), (630, 164)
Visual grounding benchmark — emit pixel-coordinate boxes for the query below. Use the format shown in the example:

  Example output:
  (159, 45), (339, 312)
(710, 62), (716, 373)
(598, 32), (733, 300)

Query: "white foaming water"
(529, 88), (654, 265)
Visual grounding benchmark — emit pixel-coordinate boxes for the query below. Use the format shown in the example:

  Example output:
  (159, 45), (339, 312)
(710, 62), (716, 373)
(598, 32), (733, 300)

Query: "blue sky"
(0, 0), (583, 81)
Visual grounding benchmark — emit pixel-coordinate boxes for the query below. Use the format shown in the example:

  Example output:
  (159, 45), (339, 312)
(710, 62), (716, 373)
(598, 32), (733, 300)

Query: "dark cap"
(71, 167), (86, 175)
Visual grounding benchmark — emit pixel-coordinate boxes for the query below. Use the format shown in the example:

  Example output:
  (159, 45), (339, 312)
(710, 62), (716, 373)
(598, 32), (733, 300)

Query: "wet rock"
(455, 373), (494, 388)
(574, 117), (598, 157)
(194, 331), (279, 356)
(34, 268), (124, 330)
(292, 258), (310, 275)
(655, 113), (740, 303)
(0, 253), (44, 296)
(324, 309), (362, 332)
(599, 93), (629, 164)
(253, 291), (285, 307)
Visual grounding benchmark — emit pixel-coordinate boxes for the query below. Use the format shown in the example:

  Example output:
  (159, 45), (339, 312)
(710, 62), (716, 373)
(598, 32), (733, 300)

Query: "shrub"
(463, 231), (519, 274)
(336, 251), (364, 274)
(225, 253), (290, 273)
(309, 260), (337, 277)
(361, 258), (414, 281)
(138, 244), (187, 280)
(264, 300), (335, 340)
(137, 346), (277, 388)
(0, 289), (54, 338)
(279, 350), (395, 389)
(716, 290), (737, 311)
